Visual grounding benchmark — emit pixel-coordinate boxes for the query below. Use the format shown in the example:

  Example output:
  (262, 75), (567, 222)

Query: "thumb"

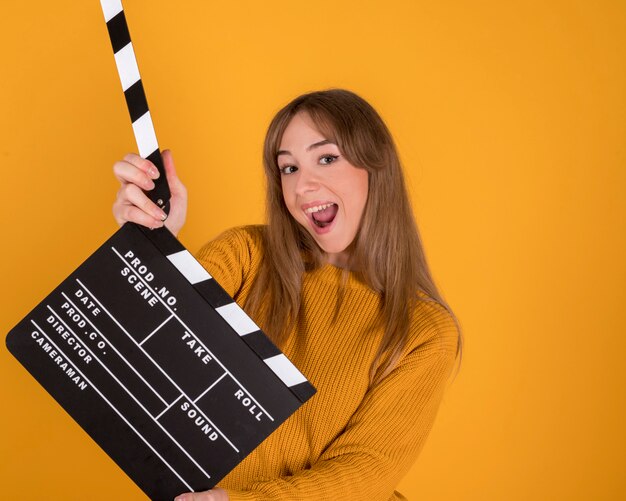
(174, 487), (228, 500)
(162, 149), (187, 199)
(174, 492), (212, 500)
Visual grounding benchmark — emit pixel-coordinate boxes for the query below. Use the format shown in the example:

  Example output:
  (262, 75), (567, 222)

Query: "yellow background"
(1, 0), (624, 499)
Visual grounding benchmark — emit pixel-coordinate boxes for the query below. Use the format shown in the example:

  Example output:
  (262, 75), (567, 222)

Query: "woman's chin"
(297, 219), (353, 262)
(315, 239), (351, 261)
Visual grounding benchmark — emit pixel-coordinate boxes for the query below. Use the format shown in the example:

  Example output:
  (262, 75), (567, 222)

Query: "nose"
(294, 166), (320, 196)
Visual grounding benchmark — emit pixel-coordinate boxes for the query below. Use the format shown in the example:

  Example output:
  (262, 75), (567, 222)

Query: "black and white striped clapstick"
(100, 0), (315, 402)
(101, 0), (170, 213)
(6, 3), (315, 497)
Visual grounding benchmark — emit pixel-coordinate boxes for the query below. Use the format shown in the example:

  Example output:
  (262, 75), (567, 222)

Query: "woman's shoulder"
(212, 224), (266, 243)
(195, 225), (267, 297)
(199, 224), (267, 256)
(195, 225), (267, 273)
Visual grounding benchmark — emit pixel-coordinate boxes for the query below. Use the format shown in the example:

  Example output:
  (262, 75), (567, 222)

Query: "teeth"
(305, 203), (335, 214)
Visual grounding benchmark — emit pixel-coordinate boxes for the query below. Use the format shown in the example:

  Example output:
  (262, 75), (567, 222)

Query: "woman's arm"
(231, 337), (456, 500)
(177, 305), (457, 501)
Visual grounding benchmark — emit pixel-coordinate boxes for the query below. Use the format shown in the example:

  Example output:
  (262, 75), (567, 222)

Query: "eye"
(279, 165), (298, 175)
(319, 154), (339, 165)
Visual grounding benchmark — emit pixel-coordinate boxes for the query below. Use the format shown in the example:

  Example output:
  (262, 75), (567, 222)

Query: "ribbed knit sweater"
(195, 225), (458, 501)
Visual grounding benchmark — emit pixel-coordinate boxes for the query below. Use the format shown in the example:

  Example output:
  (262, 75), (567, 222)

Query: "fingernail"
(145, 179), (155, 190)
(154, 210), (167, 221)
(150, 167), (159, 178)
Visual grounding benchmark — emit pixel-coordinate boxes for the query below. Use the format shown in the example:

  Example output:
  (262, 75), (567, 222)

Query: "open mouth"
(306, 203), (338, 228)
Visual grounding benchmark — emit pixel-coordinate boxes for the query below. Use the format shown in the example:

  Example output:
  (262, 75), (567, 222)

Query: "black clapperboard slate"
(5, 1), (315, 499)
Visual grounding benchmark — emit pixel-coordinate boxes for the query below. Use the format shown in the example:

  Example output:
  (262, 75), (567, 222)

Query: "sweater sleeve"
(224, 307), (459, 501)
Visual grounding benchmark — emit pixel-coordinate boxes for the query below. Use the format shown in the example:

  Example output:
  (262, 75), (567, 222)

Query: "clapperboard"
(5, 1), (315, 499)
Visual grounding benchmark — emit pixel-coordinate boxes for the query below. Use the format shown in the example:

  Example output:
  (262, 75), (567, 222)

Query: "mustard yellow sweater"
(196, 226), (458, 501)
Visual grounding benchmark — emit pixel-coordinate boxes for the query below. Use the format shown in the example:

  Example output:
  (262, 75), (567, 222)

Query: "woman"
(113, 89), (461, 501)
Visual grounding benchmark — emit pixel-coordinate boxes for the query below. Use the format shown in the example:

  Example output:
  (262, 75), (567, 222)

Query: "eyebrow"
(277, 139), (336, 157)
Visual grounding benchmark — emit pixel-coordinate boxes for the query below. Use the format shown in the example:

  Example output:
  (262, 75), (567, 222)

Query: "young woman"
(112, 89), (461, 501)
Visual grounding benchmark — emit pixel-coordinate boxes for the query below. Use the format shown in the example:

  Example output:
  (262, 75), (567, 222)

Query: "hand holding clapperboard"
(5, 1), (315, 499)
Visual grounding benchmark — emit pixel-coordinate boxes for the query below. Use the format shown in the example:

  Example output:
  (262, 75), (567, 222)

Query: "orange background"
(1, 1), (625, 499)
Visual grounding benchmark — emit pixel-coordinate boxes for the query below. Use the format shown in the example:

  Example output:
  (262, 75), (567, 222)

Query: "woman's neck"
(325, 250), (351, 269)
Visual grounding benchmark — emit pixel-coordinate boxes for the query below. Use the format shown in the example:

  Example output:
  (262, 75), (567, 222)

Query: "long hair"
(245, 89), (461, 383)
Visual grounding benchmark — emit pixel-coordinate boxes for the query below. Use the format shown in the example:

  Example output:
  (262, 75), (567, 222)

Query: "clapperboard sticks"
(99, 0), (314, 402)
(6, 1), (315, 499)
(101, 0), (170, 212)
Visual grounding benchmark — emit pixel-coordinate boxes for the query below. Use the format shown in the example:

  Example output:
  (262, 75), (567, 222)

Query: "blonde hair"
(245, 89), (461, 383)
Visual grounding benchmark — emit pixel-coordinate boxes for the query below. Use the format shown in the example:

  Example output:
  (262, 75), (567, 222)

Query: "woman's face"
(278, 112), (369, 267)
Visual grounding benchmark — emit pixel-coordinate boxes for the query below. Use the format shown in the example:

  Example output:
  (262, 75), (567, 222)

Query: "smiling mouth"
(306, 203), (338, 228)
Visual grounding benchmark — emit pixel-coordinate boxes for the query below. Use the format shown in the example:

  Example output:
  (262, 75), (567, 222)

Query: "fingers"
(173, 492), (210, 500)
(113, 179), (167, 228)
(112, 150), (188, 233)
(113, 153), (159, 190)
(126, 183), (168, 220)
(115, 204), (165, 229)
(174, 488), (228, 501)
